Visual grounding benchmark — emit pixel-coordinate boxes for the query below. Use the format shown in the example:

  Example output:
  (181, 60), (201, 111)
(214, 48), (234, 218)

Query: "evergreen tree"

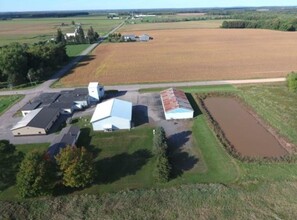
(56, 28), (66, 44)
(75, 26), (85, 44)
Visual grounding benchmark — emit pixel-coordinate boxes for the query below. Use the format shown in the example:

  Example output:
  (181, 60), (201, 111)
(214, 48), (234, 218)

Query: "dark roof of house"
(49, 102), (74, 109)
(36, 93), (61, 106)
(47, 126), (81, 159)
(56, 89), (88, 103)
(27, 107), (60, 129)
(21, 101), (41, 111)
(23, 93), (61, 111)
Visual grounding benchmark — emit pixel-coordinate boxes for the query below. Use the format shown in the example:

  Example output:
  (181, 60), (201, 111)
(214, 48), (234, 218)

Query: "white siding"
(164, 111), (193, 120)
(92, 116), (131, 131)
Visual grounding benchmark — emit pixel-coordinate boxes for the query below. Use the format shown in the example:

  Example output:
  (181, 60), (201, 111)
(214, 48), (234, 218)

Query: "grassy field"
(66, 44), (90, 59)
(239, 83), (297, 145)
(0, 95), (24, 115)
(140, 85), (238, 93)
(0, 16), (124, 46)
(2, 181), (297, 219)
(57, 28), (297, 87)
(1, 84), (297, 218)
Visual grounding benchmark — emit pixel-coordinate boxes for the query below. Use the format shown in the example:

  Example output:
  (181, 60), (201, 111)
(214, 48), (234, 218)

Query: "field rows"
(59, 28), (297, 86)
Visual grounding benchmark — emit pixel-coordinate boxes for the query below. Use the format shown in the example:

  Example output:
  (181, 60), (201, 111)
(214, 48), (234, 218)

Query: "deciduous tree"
(17, 151), (55, 198)
(56, 146), (94, 188)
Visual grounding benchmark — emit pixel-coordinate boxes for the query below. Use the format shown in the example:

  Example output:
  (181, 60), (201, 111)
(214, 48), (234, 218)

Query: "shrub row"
(152, 127), (171, 183)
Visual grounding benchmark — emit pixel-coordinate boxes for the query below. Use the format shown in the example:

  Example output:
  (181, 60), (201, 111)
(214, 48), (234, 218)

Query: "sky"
(0, 0), (297, 12)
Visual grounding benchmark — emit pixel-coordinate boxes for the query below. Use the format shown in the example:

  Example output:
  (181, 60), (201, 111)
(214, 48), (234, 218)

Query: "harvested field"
(58, 29), (297, 86)
(204, 97), (287, 157)
(120, 20), (223, 31)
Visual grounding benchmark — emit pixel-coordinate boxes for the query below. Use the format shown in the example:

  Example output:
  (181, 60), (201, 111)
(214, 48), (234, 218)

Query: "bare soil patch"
(59, 29), (297, 86)
(204, 96), (288, 157)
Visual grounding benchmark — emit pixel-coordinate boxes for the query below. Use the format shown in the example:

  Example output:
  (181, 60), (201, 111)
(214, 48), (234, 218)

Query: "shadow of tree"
(76, 127), (100, 157)
(95, 149), (152, 184)
(167, 131), (199, 179)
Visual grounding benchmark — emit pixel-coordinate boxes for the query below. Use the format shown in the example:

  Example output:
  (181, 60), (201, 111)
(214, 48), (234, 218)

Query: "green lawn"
(0, 95), (23, 115)
(66, 44), (90, 59)
(2, 83), (297, 218)
(239, 83), (297, 145)
(139, 85), (237, 93)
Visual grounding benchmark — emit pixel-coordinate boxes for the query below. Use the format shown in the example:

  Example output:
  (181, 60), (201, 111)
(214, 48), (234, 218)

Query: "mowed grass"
(0, 16), (124, 46)
(0, 95), (24, 115)
(66, 44), (90, 59)
(2, 84), (297, 219)
(239, 83), (297, 145)
(140, 84), (237, 93)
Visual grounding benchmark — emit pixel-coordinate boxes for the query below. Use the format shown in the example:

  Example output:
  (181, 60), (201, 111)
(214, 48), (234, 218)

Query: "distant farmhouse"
(121, 34), (153, 42)
(107, 13), (120, 19)
(160, 88), (194, 120)
(65, 27), (79, 39)
(90, 98), (132, 131)
(12, 82), (104, 136)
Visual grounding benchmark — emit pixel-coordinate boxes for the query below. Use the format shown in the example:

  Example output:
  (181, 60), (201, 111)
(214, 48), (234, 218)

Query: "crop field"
(121, 20), (224, 31)
(0, 16), (124, 46)
(58, 28), (297, 87)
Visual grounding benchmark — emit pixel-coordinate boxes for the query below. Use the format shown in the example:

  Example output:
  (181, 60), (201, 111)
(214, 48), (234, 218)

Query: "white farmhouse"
(160, 88), (194, 120)
(90, 98), (132, 131)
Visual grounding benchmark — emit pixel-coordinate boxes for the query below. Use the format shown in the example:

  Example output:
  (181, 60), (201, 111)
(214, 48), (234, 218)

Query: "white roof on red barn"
(160, 88), (193, 113)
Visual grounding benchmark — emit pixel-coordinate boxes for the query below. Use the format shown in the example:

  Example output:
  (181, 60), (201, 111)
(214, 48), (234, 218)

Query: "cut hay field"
(58, 28), (297, 87)
(0, 16), (124, 46)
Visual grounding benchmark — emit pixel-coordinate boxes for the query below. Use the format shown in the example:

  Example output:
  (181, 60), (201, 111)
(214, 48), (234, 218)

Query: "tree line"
(221, 18), (297, 31)
(0, 42), (68, 86)
(56, 26), (99, 45)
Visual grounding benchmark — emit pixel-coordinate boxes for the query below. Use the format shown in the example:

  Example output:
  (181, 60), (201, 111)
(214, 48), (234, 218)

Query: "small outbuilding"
(160, 88), (194, 120)
(90, 98), (132, 131)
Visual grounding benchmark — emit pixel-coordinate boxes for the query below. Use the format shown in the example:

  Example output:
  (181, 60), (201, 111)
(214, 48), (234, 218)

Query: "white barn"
(90, 98), (132, 131)
(160, 88), (194, 120)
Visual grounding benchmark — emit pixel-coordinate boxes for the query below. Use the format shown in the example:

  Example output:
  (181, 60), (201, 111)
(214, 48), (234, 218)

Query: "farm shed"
(47, 125), (81, 160)
(11, 107), (60, 136)
(160, 88), (194, 120)
(90, 98), (132, 131)
(139, 34), (151, 42)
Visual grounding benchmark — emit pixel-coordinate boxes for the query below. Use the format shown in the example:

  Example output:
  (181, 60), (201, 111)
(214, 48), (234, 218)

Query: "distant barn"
(160, 88), (194, 120)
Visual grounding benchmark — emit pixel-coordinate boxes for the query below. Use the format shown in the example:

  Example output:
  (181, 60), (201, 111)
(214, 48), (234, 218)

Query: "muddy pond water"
(204, 97), (287, 157)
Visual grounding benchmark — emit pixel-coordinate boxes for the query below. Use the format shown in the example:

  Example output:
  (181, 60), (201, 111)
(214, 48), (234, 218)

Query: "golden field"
(58, 28), (297, 86)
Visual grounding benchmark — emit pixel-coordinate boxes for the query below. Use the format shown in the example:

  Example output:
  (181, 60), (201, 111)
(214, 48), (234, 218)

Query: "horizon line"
(1, 5), (297, 13)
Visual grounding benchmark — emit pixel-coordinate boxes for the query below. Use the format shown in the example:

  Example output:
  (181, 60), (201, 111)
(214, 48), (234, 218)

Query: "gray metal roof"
(47, 126), (81, 159)
(27, 107), (60, 129)
(21, 101), (41, 111)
